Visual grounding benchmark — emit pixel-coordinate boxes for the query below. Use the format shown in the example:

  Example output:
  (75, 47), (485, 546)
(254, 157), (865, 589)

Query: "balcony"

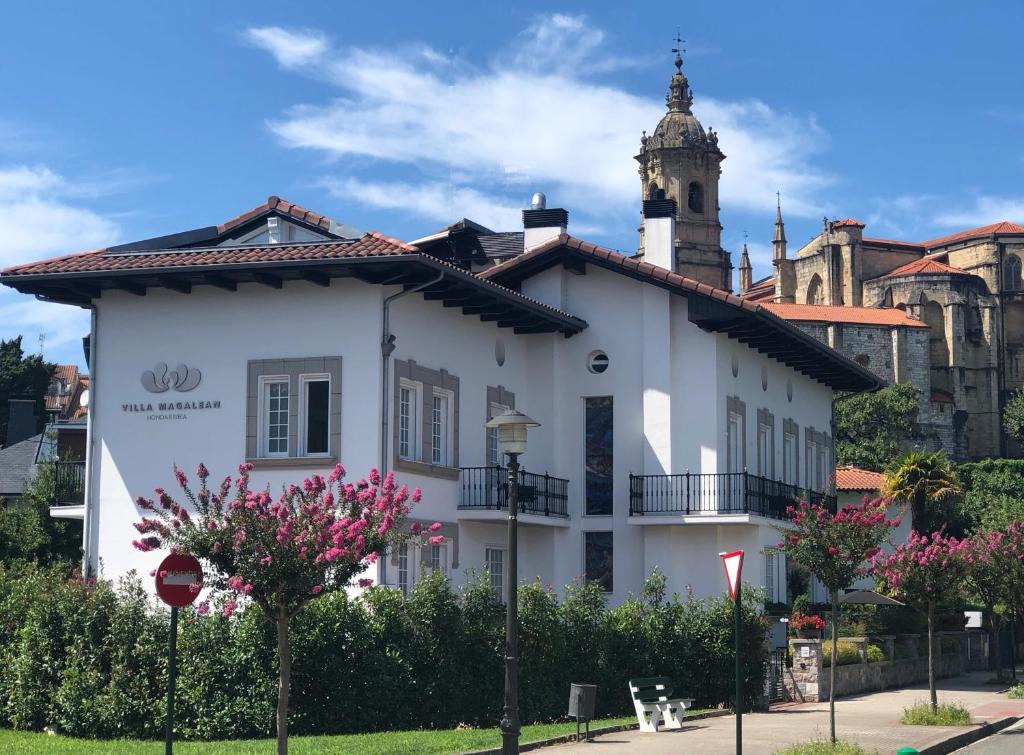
(458, 466), (570, 519)
(53, 461), (86, 505)
(628, 471), (836, 521)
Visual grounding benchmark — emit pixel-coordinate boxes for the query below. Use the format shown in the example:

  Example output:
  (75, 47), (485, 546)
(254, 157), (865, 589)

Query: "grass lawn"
(775, 741), (876, 755)
(900, 702), (971, 726)
(0, 717), (639, 754)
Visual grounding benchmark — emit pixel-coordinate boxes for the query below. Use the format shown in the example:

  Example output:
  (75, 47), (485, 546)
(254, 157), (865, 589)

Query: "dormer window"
(687, 181), (704, 214)
(47, 379), (66, 396)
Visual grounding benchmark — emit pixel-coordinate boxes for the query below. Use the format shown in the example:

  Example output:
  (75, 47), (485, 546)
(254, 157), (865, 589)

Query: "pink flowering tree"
(962, 523), (1024, 679)
(779, 497), (898, 742)
(132, 462), (440, 755)
(873, 531), (969, 710)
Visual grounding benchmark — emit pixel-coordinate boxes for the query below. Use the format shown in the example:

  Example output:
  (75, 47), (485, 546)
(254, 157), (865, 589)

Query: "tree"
(1003, 386), (1024, 444)
(882, 451), (961, 534)
(962, 524), (1024, 678)
(957, 459), (1024, 533)
(0, 337), (53, 444)
(779, 497), (897, 742)
(0, 455), (82, 567)
(873, 531), (969, 710)
(834, 383), (922, 471)
(131, 462), (439, 755)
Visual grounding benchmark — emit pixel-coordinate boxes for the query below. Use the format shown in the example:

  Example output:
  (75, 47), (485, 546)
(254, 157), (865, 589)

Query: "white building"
(0, 193), (879, 604)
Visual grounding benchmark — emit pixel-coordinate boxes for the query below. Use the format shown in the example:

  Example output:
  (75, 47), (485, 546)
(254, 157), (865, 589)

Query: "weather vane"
(672, 30), (685, 55)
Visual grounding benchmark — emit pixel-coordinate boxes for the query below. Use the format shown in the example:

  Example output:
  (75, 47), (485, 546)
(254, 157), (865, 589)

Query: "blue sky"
(3, 1), (1023, 366)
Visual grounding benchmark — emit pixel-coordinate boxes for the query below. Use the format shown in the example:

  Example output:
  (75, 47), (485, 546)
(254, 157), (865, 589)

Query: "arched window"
(881, 287), (894, 308)
(1005, 254), (1022, 291)
(687, 181), (704, 214)
(648, 182), (664, 201)
(806, 274), (823, 305)
(922, 298), (952, 393)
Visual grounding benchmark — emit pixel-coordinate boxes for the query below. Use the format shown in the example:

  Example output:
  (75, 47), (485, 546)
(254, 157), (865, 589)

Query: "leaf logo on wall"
(141, 363), (202, 393)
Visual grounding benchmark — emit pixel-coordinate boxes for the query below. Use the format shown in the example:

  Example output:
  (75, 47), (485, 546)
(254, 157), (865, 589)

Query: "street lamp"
(485, 409), (540, 755)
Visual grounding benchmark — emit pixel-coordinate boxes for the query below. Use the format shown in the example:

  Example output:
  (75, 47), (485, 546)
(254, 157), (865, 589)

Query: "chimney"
(523, 192), (568, 251)
(641, 197), (677, 272)
(6, 399), (37, 447)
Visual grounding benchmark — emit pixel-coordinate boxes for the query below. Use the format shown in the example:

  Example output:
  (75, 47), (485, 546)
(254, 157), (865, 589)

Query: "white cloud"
(248, 16), (834, 239)
(245, 27), (328, 69)
(0, 164), (121, 364)
(935, 195), (1024, 228)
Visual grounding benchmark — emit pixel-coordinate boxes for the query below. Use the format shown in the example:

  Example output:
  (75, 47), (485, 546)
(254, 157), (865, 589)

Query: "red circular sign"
(155, 553), (204, 607)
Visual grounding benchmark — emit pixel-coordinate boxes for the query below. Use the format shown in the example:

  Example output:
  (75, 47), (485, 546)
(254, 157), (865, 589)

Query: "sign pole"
(735, 579), (742, 755)
(165, 605), (178, 755)
(720, 549), (745, 755)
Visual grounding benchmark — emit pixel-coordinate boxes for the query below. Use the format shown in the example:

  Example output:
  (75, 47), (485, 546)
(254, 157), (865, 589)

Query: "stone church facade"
(637, 49), (1024, 460)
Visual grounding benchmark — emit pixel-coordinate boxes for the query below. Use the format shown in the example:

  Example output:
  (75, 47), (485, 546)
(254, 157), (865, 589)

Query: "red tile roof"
(836, 466), (884, 491)
(217, 195), (336, 235)
(832, 218), (866, 229)
(742, 276), (775, 302)
(922, 221), (1024, 249)
(861, 237), (926, 252)
(0, 233), (417, 277)
(759, 302), (929, 328)
(882, 257), (970, 279)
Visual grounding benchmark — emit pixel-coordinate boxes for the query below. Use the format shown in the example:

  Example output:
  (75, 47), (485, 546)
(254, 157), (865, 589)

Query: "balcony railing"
(459, 466), (570, 518)
(628, 471), (836, 521)
(53, 461), (86, 505)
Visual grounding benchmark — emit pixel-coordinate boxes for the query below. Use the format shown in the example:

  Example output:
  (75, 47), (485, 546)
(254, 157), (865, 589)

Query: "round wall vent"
(761, 366), (768, 391)
(587, 350), (609, 374)
(787, 379), (794, 403)
(731, 355), (739, 378)
(495, 338), (506, 367)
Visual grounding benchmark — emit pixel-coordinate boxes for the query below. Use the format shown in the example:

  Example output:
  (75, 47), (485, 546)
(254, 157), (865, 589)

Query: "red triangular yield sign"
(720, 549), (744, 601)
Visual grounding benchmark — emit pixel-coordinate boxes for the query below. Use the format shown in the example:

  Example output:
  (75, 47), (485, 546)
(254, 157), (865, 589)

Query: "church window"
(648, 182), (664, 200)
(806, 274), (823, 305)
(1005, 254), (1022, 291)
(687, 181), (704, 214)
(881, 287), (894, 307)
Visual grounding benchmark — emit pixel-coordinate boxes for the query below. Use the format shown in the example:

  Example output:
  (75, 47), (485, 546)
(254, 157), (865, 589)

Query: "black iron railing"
(459, 466), (570, 518)
(628, 471), (836, 520)
(53, 461), (86, 505)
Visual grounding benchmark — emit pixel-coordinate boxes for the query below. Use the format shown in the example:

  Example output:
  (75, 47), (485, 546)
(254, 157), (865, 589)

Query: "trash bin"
(897, 748), (919, 755)
(568, 683), (598, 742)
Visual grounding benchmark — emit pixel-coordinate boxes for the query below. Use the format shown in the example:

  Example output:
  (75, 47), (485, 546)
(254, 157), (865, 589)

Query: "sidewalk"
(543, 672), (1024, 754)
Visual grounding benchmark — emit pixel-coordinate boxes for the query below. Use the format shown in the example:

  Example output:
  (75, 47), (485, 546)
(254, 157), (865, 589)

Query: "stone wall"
(782, 632), (985, 703)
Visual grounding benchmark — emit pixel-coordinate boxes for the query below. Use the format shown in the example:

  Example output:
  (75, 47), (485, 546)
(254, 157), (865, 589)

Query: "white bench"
(627, 676), (694, 732)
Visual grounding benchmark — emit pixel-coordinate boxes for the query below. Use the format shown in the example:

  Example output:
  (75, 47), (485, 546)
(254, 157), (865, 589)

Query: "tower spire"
(739, 231), (752, 293)
(773, 192), (787, 261)
(666, 31), (693, 113)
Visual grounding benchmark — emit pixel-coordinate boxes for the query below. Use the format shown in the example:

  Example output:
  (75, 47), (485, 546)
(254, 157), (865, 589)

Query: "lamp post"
(485, 409), (540, 755)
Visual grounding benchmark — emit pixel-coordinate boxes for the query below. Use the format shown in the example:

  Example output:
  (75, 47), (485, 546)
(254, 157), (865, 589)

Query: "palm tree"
(882, 450), (961, 533)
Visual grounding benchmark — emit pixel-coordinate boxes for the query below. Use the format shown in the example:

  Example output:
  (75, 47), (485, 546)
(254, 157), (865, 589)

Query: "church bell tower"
(636, 43), (732, 290)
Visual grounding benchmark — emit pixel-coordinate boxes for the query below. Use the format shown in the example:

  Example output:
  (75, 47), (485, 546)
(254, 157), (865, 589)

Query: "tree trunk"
(991, 615), (1003, 681)
(830, 589), (838, 744)
(927, 599), (937, 711)
(276, 609), (290, 755)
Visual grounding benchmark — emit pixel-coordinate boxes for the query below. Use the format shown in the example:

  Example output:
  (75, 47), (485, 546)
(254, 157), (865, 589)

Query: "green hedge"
(0, 564), (767, 741)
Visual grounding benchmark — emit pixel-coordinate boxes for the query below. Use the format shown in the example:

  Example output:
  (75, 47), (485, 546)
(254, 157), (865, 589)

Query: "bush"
(1008, 683), (1024, 699)
(865, 644), (887, 663)
(0, 564), (767, 740)
(822, 641), (862, 667)
(900, 702), (971, 726)
(776, 742), (875, 755)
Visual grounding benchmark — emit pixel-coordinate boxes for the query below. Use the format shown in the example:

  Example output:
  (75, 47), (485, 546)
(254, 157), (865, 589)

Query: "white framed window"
(783, 431), (797, 485)
(299, 374), (331, 456)
(764, 548), (783, 603)
(398, 380), (421, 461)
(806, 437), (818, 491)
(487, 401), (508, 466)
(757, 422), (772, 478)
(430, 543), (448, 575)
(486, 547), (505, 600)
(431, 389), (454, 466)
(398, 541), (411, 596)
(727, 411), (744, 473)
(260, 376), (290, 457)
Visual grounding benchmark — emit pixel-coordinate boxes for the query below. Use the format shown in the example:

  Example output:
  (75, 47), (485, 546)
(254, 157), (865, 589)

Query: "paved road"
(955, 719), (1024, 755)
(544, 672), (1024, 755)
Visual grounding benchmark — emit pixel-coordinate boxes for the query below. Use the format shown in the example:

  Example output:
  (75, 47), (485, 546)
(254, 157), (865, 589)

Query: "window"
(301, 376), (330, 455)
(399, 380), (420, 461)
(758, 422), (772, 478)
(687, 181), (704, 214)
(431, 390), (452, 466)
(783, 428), (797, 485)
(262, 378), (290, 456)
(430, 543), (448, 575)
(394, 360), (460, 473)
(805, 432), (817, 491)
(584, 532), (614, 592)
(488, 401), (508, 466)
(486, 547), (505, 600)
(1006, 254), (1022, 291)
(764, 548), (781, 604)
(726, 396), (746, 474)
(397, 541), (410, 596)
(587, 351), (609, 374)
(584, 396), (614, 515)
(246, 357), (342, 462)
